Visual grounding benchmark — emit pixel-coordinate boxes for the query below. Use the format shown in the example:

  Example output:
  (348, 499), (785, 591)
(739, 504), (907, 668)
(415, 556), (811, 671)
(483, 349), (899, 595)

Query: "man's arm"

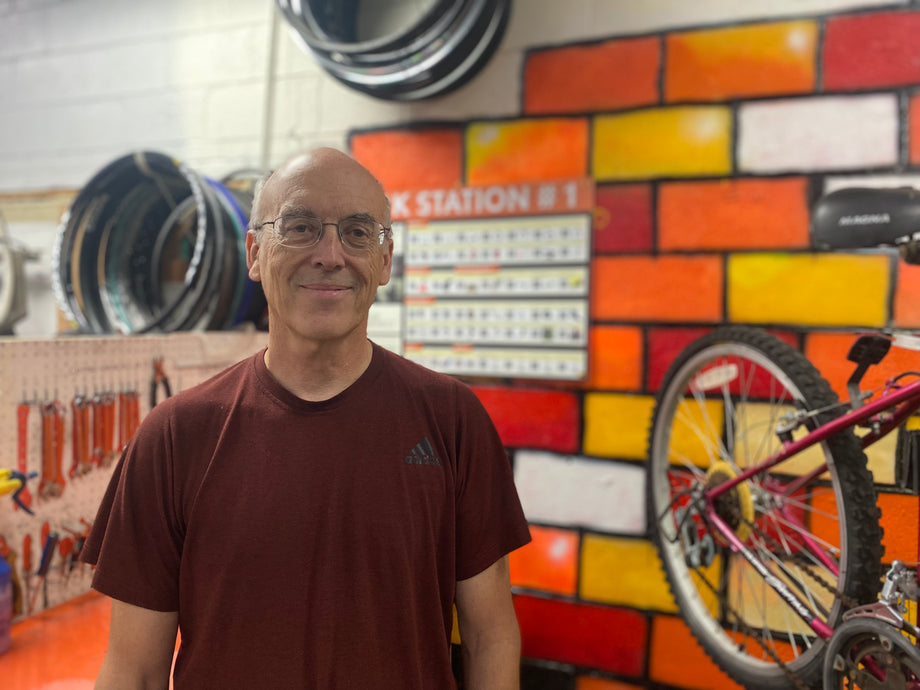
(454, 555), (521, 690)
(95, 598), (178, 690)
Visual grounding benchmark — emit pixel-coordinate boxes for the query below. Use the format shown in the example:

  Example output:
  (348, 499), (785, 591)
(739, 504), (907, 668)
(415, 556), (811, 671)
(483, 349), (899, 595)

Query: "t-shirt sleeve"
(453, 385), (531, 581)
(80, 404), (183, 612)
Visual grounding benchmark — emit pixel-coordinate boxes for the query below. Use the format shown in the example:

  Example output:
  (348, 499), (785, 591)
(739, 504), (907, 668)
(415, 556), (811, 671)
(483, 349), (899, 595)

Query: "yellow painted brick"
(581, 535), (678, 613)
(583, 393), (654, 459)
(728, 253), (890, 327)
(592, 106), (732, 180)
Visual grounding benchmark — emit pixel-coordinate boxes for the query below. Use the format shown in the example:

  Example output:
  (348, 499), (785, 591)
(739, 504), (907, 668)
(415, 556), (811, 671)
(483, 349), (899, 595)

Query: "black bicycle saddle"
(812, 186), (920, 250)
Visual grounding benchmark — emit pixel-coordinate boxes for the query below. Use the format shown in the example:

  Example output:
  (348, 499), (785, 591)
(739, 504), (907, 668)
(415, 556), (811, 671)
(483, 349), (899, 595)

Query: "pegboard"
(0, 330), (267, 620)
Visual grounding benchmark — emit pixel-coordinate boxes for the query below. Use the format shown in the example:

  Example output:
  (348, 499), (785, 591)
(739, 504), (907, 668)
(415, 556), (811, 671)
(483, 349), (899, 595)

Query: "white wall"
(0, 0), (899, 335)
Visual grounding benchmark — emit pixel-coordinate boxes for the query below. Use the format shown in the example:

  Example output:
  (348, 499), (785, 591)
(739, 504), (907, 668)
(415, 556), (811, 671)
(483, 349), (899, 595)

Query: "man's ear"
(378, 238), (394, 286)
(246, 230), (262, 281)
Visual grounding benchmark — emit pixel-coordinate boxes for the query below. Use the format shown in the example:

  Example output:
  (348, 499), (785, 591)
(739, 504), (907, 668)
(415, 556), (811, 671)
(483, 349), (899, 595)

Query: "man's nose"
(311, 224), (346, 266)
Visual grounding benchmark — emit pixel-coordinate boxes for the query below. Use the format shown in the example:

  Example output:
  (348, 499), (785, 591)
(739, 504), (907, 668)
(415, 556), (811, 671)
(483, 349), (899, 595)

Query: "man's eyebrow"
(278, 207), (376, 222)
(279, 205), (317, 217)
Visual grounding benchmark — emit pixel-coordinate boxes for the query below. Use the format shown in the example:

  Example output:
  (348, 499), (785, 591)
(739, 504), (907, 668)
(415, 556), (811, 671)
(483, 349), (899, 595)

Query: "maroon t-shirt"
(82, 344), (531, 689)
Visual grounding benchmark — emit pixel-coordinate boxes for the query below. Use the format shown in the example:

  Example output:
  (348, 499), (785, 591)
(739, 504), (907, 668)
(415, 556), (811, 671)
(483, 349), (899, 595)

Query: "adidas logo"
(405, 437), (440, 466)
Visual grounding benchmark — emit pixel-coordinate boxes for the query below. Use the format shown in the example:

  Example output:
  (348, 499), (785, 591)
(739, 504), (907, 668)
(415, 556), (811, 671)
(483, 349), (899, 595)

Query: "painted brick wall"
(352, 7), (920, 688)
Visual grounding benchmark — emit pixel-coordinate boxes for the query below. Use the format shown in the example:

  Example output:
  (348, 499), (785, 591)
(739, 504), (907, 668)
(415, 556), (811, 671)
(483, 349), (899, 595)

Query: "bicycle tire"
(822, 617), (920, 688)
(647, 325), (884, 689)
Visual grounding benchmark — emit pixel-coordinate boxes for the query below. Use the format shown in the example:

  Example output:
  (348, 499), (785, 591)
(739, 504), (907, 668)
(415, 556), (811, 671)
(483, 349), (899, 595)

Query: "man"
(82, 147), (531, 689)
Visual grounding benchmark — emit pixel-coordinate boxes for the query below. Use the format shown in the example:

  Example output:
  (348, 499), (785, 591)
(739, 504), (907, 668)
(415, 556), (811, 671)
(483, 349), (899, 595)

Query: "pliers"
(150, 357), (173, 409)
(0, 469), (38, 515)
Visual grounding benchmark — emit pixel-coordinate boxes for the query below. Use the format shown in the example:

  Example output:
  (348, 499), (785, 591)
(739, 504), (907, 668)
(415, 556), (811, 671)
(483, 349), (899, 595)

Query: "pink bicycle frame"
(699, 373), (920, 640)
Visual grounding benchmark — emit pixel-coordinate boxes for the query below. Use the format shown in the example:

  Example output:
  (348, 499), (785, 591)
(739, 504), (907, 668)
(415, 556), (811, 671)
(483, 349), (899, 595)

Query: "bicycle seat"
(812, 186), (920, 250)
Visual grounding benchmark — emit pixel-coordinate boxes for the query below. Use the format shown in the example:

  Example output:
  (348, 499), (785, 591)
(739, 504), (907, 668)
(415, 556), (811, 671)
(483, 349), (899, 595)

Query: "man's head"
(246, 147), (393, 348)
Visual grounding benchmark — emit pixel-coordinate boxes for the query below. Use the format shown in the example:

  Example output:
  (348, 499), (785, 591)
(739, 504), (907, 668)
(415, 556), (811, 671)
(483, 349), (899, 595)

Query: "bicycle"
(646, 186), (920, 689)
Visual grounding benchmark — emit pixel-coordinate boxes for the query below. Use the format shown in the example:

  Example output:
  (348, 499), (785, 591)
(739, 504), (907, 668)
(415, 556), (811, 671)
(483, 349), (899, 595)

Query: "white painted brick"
(587, 0), (904, 40)
(738, 94), (899, 173)
(513, 450), (646, 534)
(823, 174), (920, 194)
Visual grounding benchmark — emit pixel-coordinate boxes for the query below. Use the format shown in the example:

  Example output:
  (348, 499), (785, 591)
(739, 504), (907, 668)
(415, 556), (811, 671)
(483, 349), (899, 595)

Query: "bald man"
(83, 148), (531, 689)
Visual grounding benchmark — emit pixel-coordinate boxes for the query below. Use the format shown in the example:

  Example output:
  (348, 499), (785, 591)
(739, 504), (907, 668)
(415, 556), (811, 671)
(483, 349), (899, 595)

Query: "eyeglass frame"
(252, 212), (393, 252)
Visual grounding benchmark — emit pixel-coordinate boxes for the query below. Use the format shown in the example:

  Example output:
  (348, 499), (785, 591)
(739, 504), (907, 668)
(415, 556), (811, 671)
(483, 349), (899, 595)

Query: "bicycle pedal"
(847, 334), (891, 366)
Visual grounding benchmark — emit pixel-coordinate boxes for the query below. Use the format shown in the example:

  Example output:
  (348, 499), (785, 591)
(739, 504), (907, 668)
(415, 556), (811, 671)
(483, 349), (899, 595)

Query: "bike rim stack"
(52, 151), (266, 334)
(275, 0), (512, 101)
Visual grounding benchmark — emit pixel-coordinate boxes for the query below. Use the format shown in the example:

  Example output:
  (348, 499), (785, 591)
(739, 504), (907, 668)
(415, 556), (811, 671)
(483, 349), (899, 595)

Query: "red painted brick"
(515, 594), (647, 676)
(471, 387), (579, 452)
(658, 177), (810, 251)
(648, 328), (799, 393)
(524, 37), (660, 115)
(824, 11), (920, 90)
(350, 129), (464, 191)
(594, 184), (653, 253)
(647, 327), (713, 393)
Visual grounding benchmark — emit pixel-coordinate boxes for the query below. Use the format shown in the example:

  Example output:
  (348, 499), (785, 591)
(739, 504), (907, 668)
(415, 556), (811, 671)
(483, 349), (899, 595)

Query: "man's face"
(246, 152), (393, 346)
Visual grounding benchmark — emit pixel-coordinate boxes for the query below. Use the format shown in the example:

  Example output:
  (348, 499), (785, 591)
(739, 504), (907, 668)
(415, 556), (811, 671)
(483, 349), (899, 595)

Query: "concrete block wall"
(3, 0), (920, 688)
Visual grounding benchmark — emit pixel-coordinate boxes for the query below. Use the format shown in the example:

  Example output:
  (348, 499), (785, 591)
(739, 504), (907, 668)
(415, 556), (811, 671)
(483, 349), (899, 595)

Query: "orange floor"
(1, 591), (110, 689)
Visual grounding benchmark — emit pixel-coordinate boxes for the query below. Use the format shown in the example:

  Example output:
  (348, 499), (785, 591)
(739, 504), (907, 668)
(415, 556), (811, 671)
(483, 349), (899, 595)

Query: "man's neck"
(263, 335), (373, 402)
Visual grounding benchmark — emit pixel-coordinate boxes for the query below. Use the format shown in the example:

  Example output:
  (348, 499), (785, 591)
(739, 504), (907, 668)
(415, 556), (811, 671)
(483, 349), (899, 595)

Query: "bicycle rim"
(823, 617), (920, 689)
(647, 326), (883, 689)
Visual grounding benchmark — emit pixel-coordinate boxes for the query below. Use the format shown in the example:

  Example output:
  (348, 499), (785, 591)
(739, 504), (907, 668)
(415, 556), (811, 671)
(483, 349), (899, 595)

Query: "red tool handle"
(16, 402), (32, 510)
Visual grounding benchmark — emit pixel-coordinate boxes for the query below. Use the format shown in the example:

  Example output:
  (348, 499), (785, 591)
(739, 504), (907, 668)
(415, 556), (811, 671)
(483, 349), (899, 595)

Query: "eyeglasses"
(256, 213), (392, 252)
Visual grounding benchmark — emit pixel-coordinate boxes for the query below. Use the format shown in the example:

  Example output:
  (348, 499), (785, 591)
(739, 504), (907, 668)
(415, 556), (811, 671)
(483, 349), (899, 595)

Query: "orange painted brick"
(878, 491), (920, 563)
(524, 36), (660, 115)
(591, 256), (723, 322)
(658, 177), (810, 251)
(804, 331), (920, 404)
(894, 257), (920, 327)
(824, 11), (920, 90)
(349, 129), (464, 191)
(586, 326), (642, 391)
(509, 525), (579, 595)
(910, 94), (920, 165)
(466, 119), (589, 185)
(649, 615), (744, 689)
(666, 21), (817, 102)
(577, 677), (642, 690)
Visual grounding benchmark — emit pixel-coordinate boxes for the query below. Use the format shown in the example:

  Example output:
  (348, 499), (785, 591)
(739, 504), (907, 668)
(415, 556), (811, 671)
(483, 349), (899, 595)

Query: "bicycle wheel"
(823, 617), (920, 689)
(647, 326), (884, 689)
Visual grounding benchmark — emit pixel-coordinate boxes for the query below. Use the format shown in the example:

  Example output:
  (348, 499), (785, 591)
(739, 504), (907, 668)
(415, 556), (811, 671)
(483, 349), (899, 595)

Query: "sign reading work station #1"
(372, 179), (594, 382)
(389, 178), (594, 221)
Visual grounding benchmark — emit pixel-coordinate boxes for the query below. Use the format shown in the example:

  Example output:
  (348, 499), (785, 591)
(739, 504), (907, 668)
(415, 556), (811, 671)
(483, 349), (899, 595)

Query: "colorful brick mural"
(350, 5), (920, 688)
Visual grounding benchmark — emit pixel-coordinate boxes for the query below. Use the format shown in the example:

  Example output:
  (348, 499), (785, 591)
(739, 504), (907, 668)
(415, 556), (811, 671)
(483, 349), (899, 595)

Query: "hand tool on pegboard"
(21, 534), (31, 614)
(38, 395), (66, 500)
(69, 392), (93, 478)
(28, 525), (58, 614)
(101, 390), (117, 465)
(16, 396), (33, 512)
(150, 357), (172, 409)
(117, 386), (142, 451)
(0, 468), (37, 515)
